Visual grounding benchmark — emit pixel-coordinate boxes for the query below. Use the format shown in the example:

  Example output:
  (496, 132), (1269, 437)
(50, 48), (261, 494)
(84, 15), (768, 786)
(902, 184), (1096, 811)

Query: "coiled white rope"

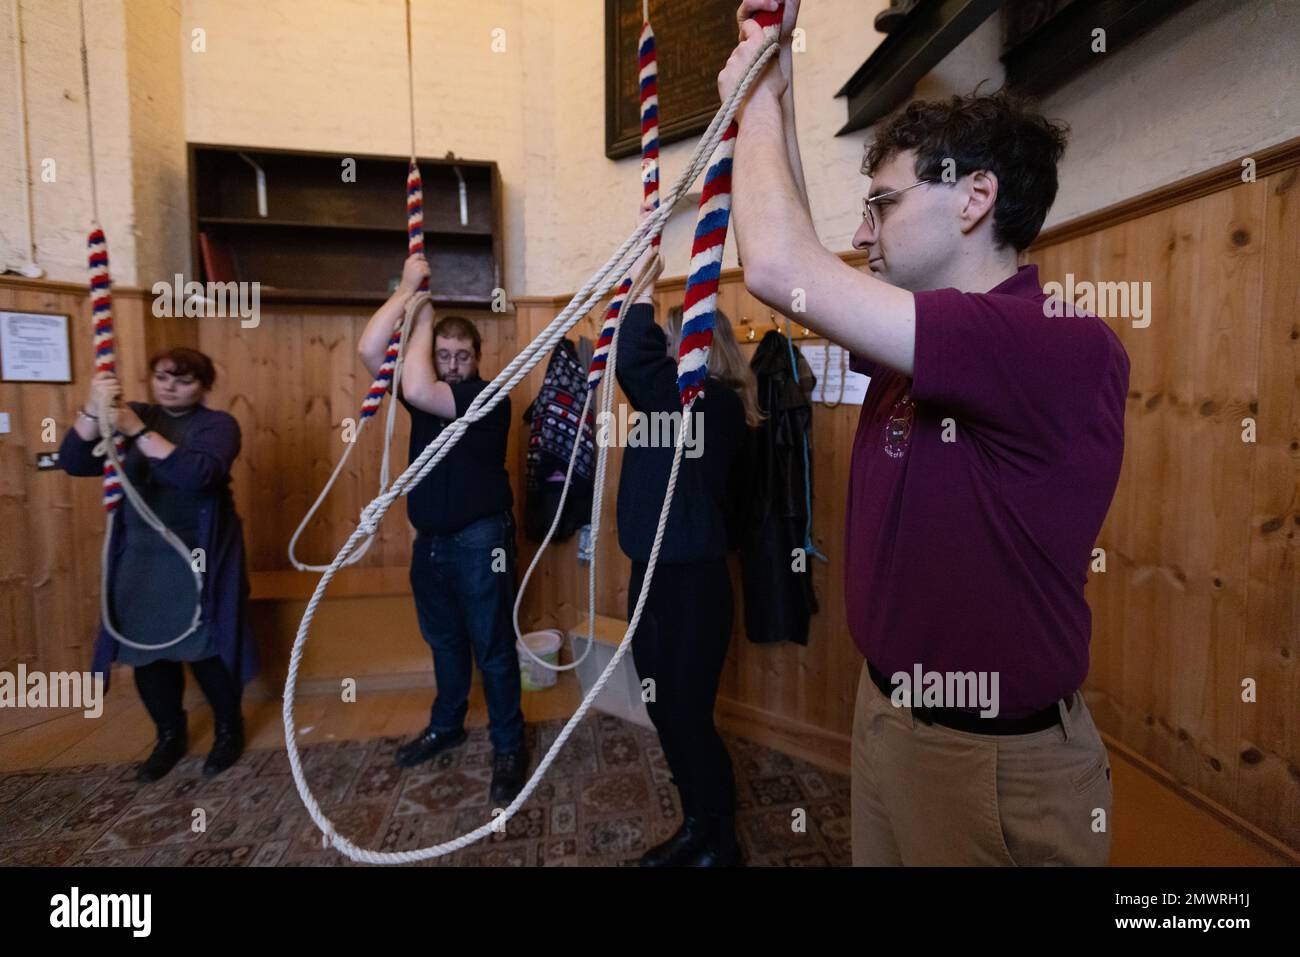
(288, 0), (431, 572)
(283, 28), (782, 863)
(78, 0), (201, 651)
(286, 292), (426, 572)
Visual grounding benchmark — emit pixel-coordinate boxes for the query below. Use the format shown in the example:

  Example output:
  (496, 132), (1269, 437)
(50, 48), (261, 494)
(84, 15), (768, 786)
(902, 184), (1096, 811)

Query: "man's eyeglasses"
(862, 179), (933, 231)
(436, 350), (475, 365)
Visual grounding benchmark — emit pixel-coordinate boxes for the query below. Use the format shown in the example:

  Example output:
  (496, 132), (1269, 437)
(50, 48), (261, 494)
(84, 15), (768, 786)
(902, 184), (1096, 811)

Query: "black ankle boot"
(138, 719), (187, 783)
(203, 716), (244, 777)
(639, 815), (713, 866)
(682, 816), (743, 867)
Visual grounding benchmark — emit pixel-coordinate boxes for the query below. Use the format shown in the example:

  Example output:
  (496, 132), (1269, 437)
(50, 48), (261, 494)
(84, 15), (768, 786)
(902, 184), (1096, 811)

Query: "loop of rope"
(283, 8), (784, 863)
(288, 4), (430, 570)
(516, 6), (665, 672)
(288, 290), (427, 571)
(79, 0), (202, 650)
(514, 252), (663, 673)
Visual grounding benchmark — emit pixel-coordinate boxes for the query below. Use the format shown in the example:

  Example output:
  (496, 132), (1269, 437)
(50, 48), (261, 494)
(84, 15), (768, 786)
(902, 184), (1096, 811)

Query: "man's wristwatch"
(127, 426), (150, 441)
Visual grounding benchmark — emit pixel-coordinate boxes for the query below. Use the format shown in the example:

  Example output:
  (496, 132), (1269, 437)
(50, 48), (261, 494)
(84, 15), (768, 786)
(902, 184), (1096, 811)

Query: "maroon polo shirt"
(845, 264), (1129, 716)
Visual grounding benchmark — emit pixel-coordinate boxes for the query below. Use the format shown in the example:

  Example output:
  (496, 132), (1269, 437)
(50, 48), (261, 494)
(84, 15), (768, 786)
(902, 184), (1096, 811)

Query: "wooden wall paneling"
(0, 285), (149, 675)
(351, 312), (384, 570)
(0, 287), (41, 673)
(1032, 230), (1122, 732)
(336, 312), (382, 569)
(806, 351), (861, 731)
(1239, 168), (1300, 846)
(1184, 184), (1266, 810)
(298, 310), (341, 567)
(1061, 231), (1133, 735)
(33, 289), (96, 674)
(1085, 216), (1154, 767)
(1028, 173), (1298, 849)
(1123, 207), (1200, 782)
(514, 301), (563, 632)
(201, 310), (257, 565)
(1144, 204), (1203, 785)
(272, 315), (307, 574)
(369, 310), (413, 571)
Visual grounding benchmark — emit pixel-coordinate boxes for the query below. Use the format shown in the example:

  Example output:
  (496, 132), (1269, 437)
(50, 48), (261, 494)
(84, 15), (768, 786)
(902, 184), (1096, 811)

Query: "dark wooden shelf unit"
(187, 143), (504, 307)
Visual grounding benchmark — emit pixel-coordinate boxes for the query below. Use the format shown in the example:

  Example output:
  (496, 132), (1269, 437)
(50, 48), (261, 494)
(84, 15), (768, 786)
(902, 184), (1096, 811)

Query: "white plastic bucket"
(518, 629), (564, 691)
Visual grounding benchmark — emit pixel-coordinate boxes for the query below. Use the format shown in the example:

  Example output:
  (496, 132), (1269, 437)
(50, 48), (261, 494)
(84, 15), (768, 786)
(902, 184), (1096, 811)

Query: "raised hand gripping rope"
(284, 3), (785, 863)
(79, 0), (202, 651)
(288, 0), (432, 572)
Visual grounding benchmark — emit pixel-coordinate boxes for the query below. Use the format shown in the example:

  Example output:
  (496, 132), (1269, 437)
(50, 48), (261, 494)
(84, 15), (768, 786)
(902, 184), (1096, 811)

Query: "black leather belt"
(867, 661), (1071, 736)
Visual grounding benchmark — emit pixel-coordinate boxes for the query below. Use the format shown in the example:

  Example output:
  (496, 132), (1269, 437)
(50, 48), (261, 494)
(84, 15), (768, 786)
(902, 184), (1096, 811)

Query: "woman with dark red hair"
(61, 347), (258, 783)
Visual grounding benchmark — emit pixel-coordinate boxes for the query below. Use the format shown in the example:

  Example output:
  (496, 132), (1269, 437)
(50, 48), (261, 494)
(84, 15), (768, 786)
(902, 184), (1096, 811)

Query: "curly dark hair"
(862, 86), (1070, 251)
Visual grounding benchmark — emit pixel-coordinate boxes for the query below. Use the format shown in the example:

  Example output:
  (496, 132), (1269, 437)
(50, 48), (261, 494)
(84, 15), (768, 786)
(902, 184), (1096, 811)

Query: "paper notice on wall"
(801, 343), (869, 405)
(0, 311), (72, 382)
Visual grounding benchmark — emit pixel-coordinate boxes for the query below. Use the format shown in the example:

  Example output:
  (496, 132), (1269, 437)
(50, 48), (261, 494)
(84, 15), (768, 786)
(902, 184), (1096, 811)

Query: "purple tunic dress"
(59, 402), (259, 690)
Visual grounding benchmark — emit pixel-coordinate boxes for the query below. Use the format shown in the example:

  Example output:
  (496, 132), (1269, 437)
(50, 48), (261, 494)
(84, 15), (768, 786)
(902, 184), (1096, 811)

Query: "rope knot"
(358, 504), (381, 537)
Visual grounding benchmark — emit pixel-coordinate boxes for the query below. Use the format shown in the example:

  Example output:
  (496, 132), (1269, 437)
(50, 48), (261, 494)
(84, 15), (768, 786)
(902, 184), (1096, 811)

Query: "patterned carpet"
(0, 713), (851, 866)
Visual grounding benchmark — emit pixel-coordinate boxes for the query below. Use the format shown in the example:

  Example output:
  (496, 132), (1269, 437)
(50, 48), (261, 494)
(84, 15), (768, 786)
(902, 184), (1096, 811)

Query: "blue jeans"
(409, 511), (524, 753)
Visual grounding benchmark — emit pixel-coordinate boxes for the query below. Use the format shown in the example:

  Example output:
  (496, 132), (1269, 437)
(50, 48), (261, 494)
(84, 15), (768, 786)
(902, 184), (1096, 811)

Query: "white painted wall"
(0, 0), (138, 284)
(3, 0), (1297, 295)
(1043, 0), (1300, 227)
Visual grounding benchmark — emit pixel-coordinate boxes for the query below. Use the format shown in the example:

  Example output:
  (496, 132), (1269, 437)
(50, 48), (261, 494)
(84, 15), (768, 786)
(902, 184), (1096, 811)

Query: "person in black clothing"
(358, 255), (527, 803)
(615, 204), (762, 866)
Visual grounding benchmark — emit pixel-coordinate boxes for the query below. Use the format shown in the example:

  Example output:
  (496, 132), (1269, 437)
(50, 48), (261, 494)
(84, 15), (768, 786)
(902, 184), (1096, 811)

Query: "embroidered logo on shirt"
(882, 390), (914, 459)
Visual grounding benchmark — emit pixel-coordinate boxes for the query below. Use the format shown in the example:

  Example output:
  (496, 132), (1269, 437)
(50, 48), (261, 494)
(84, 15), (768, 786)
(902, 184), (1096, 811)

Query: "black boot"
(138, 717), (187, 783)
(639, 781), (711, 866)
(395, 725), (467, 768)
(203, 716), (245, 777)
(639, 815), (712, 866)
(682, 814), (744, 867)
(489, 746), (530, 804)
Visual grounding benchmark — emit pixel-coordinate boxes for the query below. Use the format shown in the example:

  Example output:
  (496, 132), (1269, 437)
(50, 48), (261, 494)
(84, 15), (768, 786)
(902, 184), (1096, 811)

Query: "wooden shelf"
(197, 215), (496, 239)
(254, 287), (504, 308)
(188, 143), (504, 307)
(198, 215), (405, 234)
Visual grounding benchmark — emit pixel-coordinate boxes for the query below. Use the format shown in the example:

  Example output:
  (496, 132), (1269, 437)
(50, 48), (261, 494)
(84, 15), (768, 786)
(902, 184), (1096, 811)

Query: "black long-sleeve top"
(614, 302), (747, 564)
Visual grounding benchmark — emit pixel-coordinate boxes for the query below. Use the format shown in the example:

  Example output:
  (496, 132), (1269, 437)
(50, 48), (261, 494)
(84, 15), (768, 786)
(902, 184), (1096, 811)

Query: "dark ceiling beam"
(835, 0), (1005, 136)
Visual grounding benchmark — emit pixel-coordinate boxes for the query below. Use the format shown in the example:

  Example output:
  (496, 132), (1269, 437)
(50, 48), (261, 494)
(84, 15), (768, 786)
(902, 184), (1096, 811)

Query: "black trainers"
(137, 722), (187, 783)
(638, 816), (712, 867)
(489, 747), (530, 803)
(395, 725), (467, 768)
(203, 717), (244, 777)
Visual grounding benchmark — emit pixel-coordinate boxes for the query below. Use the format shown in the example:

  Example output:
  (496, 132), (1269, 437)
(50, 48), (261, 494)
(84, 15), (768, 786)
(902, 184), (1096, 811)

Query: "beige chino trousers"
(851, 661), (1113, 866)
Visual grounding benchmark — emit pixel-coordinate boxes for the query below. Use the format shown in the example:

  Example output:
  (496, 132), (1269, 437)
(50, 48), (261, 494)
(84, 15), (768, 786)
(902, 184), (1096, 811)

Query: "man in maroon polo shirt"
(722, 1), (1129, 865)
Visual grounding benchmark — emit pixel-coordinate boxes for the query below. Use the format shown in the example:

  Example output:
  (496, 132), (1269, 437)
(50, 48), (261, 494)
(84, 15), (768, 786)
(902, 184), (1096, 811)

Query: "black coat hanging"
(739, 330), (819, 645)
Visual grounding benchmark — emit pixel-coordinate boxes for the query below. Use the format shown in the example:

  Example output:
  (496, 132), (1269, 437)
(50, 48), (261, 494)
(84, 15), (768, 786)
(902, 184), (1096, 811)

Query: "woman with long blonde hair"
(613, 202), (758, 866)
